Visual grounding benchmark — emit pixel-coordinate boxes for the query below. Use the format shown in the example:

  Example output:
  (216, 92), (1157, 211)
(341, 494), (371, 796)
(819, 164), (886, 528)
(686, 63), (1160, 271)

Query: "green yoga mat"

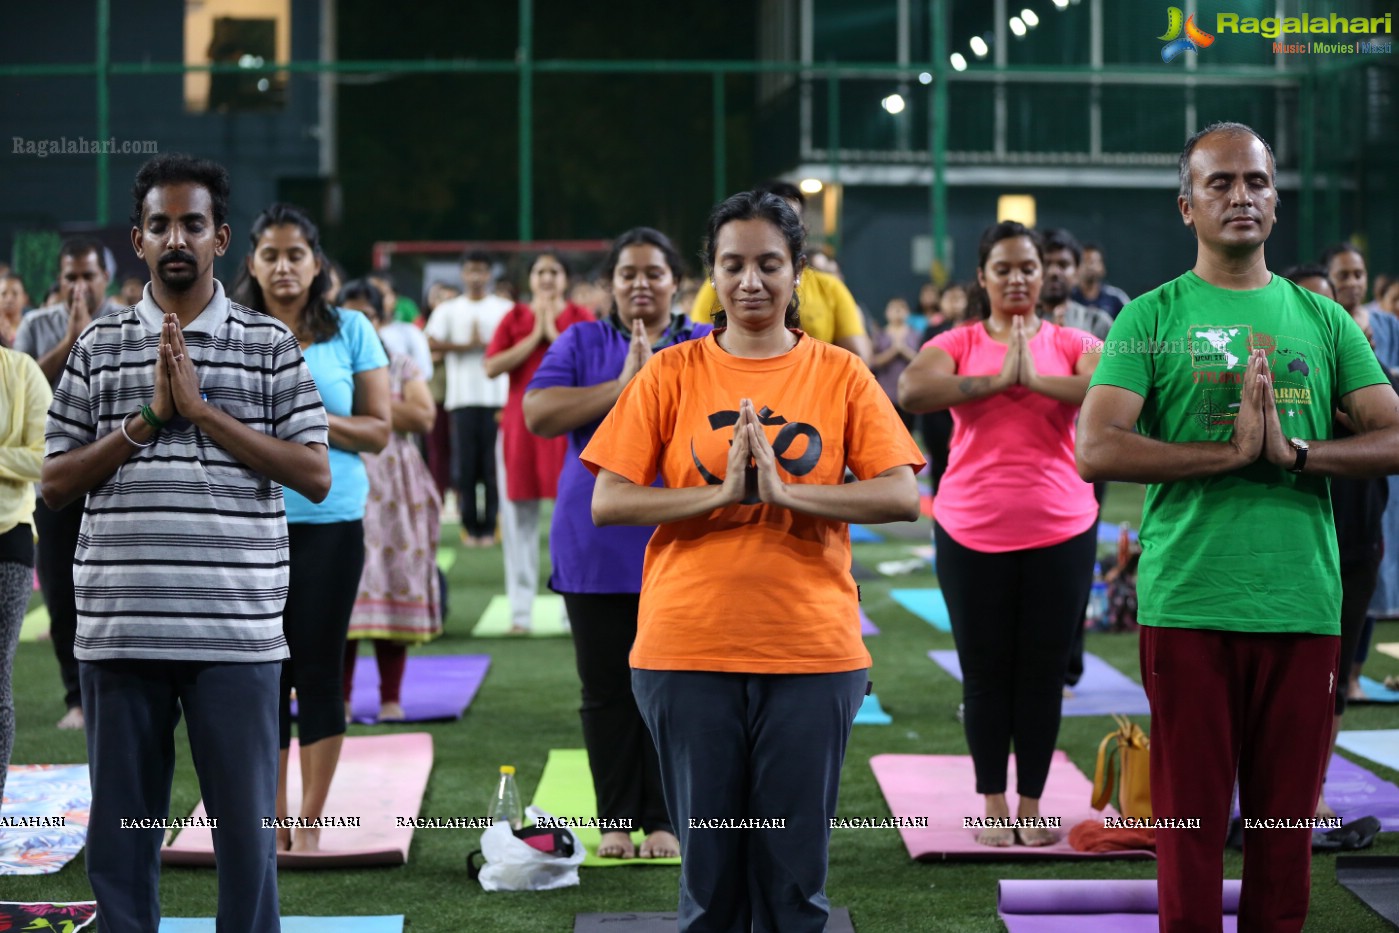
(435, 547), (457, 573)
(531, 749), (681, 867)
(19, 605), (48, 642)
(471, 594), (570, 637)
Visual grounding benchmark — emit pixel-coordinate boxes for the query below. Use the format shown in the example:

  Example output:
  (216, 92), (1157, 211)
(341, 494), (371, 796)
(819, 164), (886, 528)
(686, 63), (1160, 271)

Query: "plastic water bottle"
(488, 765), (523, 831)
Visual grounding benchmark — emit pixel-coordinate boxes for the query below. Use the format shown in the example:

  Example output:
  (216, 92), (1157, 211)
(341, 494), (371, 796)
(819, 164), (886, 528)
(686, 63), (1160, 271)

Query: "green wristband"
(140, 404), (165, 430)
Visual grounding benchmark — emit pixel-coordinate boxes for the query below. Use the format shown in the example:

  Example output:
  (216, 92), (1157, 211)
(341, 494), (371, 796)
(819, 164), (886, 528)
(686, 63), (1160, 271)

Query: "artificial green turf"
(7, 483), (1396, 931)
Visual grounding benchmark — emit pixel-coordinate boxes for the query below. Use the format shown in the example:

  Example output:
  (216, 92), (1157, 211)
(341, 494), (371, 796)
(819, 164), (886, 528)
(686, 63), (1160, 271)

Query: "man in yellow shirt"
(691, 182), (873, 366)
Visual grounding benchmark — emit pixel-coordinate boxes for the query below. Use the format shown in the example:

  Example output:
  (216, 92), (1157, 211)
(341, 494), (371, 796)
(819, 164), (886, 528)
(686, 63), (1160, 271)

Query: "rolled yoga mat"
(997, 879), (1240, 933)
(530, 749), (681, 867)
(869, 752), (1155, 861)
(891, 589), (950, 631)
(471, 594), (570, 637)
(1337, 730), (1399, 773)
(929, 651), (1151, 717)
(162, 918), (403, 932)
(335, 653), (490, 724)
(0, 903), (97, 930)
(0, 765), (91, 876)
(574, 908), (854, 932)
(1336, 855), (1399, 927)
(163, 733), (433, 869)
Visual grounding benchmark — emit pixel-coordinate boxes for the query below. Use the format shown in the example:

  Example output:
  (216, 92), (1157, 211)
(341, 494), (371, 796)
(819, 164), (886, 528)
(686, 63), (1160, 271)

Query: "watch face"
(1290, 437), (1309, 450)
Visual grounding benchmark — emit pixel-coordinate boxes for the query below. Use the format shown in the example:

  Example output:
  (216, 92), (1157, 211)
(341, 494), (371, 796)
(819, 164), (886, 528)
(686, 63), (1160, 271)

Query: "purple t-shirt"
(527, 314), (713, 594)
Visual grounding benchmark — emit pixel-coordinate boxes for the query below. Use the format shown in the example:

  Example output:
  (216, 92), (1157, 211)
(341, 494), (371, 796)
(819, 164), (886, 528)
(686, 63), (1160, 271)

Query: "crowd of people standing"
(0, 127), (1396, 930)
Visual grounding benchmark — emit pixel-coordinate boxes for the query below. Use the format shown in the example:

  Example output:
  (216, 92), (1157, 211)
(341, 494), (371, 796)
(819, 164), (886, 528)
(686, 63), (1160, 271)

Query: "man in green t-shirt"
(1078, 122), (1399, 933)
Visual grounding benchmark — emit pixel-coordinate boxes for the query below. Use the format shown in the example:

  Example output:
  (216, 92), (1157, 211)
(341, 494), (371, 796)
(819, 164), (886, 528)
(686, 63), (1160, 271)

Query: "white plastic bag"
(471, 805), (585, 892)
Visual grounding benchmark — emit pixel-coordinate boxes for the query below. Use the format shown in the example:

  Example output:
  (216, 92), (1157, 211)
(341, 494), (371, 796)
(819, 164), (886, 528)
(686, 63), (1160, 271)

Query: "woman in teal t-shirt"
(234, 203), (390, 853)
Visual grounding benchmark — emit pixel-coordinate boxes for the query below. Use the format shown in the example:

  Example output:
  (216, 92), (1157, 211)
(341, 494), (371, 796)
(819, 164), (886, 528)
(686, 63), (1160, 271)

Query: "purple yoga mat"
(860, 608), (879, 636)
(998, 880), (1241, 933)
(930, 650), (1150, 717)
(1227, 754), (1399, 832)
(292, 654), (490, 724)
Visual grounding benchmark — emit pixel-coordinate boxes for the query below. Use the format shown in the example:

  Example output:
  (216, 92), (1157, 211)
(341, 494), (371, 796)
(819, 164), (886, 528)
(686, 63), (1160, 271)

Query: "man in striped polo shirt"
(42, 154), (330, 933)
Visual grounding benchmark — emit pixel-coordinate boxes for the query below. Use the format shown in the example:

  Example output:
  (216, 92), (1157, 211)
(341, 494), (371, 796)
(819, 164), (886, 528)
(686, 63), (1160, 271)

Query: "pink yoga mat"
(998, 879), (1240, 933)
(162, 733), (433, 869)
(869, 752), (1155, 861)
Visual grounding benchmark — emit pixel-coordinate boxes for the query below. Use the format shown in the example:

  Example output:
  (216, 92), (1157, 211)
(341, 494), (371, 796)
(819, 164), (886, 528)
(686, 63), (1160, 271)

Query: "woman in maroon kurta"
(485, 253), (594, 632)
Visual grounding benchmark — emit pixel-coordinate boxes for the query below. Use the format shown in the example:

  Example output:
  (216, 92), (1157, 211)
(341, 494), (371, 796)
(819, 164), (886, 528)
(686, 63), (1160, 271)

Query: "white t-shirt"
(424, 294), (511, 409)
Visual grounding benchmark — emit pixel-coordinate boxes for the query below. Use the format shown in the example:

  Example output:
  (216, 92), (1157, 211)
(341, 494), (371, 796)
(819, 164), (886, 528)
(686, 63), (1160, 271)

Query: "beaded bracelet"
(121, 411), (155, 448)
(140, 404), (165, 429)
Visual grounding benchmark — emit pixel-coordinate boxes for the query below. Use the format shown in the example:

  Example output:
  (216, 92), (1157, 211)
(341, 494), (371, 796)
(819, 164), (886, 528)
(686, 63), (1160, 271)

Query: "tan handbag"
(1092, 714), (1151, 818)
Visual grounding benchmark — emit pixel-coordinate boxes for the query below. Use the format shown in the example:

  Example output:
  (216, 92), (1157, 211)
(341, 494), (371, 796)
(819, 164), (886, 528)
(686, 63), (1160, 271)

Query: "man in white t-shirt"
(425, 249), (512, 546)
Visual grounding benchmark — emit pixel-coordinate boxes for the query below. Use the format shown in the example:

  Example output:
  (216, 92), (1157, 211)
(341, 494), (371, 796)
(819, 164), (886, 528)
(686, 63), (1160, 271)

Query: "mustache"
(160, 251), (196, 266)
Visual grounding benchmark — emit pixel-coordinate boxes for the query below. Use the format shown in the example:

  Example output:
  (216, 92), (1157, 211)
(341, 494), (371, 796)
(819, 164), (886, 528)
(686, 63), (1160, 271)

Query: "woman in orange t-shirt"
(582, 191), (923, 932)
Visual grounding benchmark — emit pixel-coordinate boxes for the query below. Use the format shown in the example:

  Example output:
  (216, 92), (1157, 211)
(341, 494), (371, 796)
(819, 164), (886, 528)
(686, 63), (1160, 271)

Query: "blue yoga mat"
(1355, 676), (1399, 704)
(854, 692), (892, 725)
(929, 650), (1150, 717)
(162, 919), (402, 932)
(1097, 521), (1138, 545)
(1337, 730), (1399, 772)
(891, 589), (950, 632)
(850, 525), (882, 543)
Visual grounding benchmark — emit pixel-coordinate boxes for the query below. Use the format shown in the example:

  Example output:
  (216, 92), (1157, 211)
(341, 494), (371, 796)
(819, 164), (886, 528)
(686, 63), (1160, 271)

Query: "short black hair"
(460, 248), (494, 267)
(1283, 264), (1333, 287)
(758, 180), (806, 212)
(1178, 122), (1276, 203)
(130, 153), (231, 229)
(58, 235), (107, 268)
(1320, 242), (1364, 271)
(1041, 228), (1083, 266)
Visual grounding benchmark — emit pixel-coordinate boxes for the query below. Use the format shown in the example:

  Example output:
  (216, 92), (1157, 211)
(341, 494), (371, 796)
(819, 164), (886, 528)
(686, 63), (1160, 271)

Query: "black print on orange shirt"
(690, 405), (823, 504)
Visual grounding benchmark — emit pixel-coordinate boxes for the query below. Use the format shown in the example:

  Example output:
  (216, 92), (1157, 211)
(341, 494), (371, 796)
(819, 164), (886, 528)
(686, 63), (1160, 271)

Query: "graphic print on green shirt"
(1090, 271), (1387, 636)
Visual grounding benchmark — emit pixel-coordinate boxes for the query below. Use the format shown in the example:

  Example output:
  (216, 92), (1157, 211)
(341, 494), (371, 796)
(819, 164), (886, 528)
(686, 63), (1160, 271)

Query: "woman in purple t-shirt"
(899, 221), (1100, 849)
(522, 228), (710, 861)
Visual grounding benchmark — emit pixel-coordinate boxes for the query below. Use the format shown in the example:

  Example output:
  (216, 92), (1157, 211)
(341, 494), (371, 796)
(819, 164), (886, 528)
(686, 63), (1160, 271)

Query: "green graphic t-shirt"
(1090, 271), (1386, 635)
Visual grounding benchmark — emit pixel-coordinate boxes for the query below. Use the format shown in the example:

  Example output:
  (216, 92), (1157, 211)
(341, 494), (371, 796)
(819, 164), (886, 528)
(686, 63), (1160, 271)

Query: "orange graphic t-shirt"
(581, 332), (925, 674)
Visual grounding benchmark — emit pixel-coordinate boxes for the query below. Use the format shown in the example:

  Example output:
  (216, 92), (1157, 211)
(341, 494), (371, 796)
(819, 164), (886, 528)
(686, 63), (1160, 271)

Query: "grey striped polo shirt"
(45, 280), (328, 662)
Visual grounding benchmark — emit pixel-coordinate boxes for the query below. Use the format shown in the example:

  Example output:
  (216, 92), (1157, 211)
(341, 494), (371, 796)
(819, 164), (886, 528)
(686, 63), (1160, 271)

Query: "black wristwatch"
(1288, 437), (1309, 474)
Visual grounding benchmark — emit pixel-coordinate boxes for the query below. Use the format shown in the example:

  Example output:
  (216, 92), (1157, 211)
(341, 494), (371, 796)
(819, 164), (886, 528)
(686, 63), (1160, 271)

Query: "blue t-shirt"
(527, 314), (712, 593)
(284, 307), (390, 524)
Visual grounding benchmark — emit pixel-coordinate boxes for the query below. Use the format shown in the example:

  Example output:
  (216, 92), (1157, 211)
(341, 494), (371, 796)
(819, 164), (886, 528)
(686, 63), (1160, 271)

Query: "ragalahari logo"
(1160, 7), (1216, 62)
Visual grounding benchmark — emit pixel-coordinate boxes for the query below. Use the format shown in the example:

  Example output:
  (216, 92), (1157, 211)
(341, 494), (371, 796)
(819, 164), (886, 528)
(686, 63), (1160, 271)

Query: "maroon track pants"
(1140, 625), (1338, 933)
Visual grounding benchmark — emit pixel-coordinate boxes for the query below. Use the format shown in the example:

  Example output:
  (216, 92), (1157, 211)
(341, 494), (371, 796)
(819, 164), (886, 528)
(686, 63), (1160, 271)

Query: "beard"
(156, 253), (199, 292)
(1041, 280), (1070, 305)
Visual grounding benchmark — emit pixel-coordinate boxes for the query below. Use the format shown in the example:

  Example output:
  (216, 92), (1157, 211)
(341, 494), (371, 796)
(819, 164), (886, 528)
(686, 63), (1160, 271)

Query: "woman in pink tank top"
(899, 221), (1101, 848)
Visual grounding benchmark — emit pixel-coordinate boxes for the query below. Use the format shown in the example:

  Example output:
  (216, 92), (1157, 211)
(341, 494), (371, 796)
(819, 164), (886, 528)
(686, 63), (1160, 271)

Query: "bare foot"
(378, 701), (406, 722)
(290, 828), (321, 853)
(1316, 796), (1339, 822)
(977, 794), (1014, 847)
(1015, 825), (1057, 847)
(1015, 798), (1057, 846)
(1062, 686), (1076, 699)
(597, 831), (635, 859)
(976, 826), (1014, 847)
(508, 624), (532, 635)
(639, 829), (680, 858)
(56, 707), (84, 730)
(276, 828), (292, 851)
